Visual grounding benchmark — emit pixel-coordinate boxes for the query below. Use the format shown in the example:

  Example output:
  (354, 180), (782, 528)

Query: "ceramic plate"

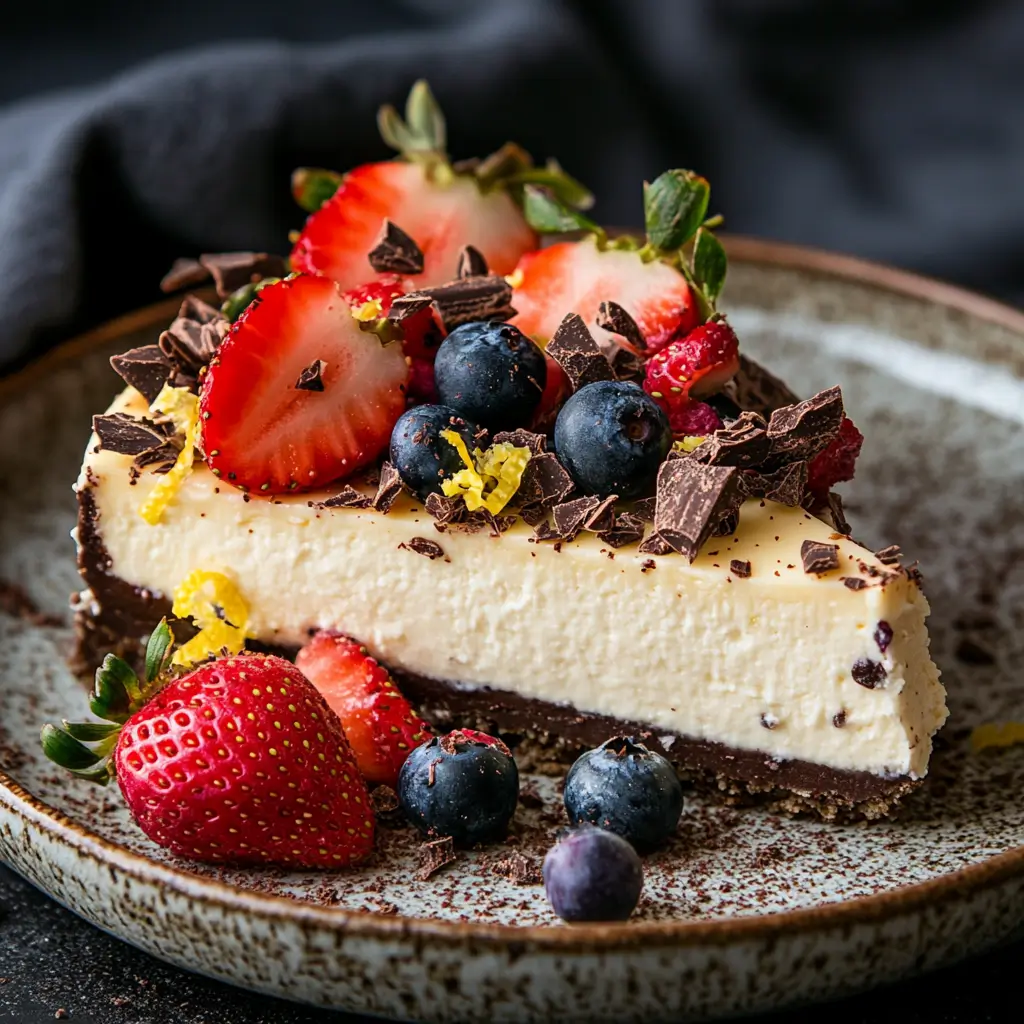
(2, 240), (1024, 1023)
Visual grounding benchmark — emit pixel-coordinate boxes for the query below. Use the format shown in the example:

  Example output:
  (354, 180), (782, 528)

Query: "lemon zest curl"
(170, 569), (251, 667)
(672, 435), (708, 454)
(138, 384), (200, 526)
(439, 430), (531, 514)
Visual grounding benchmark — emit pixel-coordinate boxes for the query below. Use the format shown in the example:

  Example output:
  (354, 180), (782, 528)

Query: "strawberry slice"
(295, 631), (433, 787)
(511, 239), (700, 353)
(200, 274), (408, 494)
(291, 161), (537, 290)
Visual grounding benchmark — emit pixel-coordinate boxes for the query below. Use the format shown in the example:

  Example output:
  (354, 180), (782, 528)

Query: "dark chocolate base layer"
(72, 485), (917, 821)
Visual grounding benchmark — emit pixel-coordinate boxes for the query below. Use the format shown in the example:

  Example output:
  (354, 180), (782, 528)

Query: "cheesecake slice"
(74, 388), (946, 819)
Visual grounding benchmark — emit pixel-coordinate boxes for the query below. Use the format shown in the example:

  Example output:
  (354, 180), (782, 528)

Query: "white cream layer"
(77, 390), (947, 778)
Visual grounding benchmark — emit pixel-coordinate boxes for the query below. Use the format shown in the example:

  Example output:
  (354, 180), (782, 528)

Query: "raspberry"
(643, 319), (740, 406)
(667, 399), (722, 437)
(807, 416), (864, 496)
(407, 356), (438, 402)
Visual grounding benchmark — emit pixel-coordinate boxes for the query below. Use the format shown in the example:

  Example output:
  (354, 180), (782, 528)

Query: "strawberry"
(295, 631), (432, 788)
(200, 274), (409, 494)
(643, 319), (740, 415)
(806, 416), (864, 497)
(289, 82), (589, 291)
(41, 622), (374, 868)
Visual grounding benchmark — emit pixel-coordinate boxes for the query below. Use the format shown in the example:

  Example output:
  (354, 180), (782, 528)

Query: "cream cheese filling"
(77, 391), (947, 778)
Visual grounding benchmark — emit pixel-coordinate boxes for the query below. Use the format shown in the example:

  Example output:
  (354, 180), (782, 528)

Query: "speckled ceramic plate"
(2, 239), (1024, 1023)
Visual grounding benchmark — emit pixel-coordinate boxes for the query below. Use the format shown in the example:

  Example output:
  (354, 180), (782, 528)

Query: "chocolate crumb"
(367, 219), (424, 275)
(851, 658), (887, 689)
(416, 835), (457, 880)
(833, 710), (848, 728)
(760, 712), (779, 730)
(730, 559), (752, 578)
(405, 537), (446, 560)
(295, 359), (326, 391)
(875, 544), (902, 566)
(370, 785), (401, 819)
(842, 577), (868, 591)
(640, 559), (657, 572)
(493, 851), (541, 885)
(318, 485), (372, 509)
(372, 462), (404, 512)
(800, 539), (839, 575)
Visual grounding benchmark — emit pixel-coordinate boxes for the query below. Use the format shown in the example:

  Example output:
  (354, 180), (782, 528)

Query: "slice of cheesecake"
(74, 389), (946, 820)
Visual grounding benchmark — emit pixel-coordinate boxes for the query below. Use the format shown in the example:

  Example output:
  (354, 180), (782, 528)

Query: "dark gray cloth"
(1, 0), (1023, 368)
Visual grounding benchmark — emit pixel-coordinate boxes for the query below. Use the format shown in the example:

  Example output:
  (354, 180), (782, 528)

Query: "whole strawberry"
(41, 622), (374, 868)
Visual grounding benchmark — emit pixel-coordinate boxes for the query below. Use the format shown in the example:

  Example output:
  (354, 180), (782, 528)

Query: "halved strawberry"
(644, 319), (741, 412)
(200, 274), (408, 494)
(511, 239), (700, 354)
(295, 631), (433, 787)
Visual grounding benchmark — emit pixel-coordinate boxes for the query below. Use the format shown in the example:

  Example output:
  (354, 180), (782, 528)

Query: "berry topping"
(806, 415), (864, 497)
(433, 321), (547, 430)
(543, 826), (644, 923)
(290, 83), (540, 290)
(553, 381), (671, 499)
(398, 728), (519, 846)
(563, 737), (684, 851)
(200, 274), (409, 494)
(665, 398), (723, 438)
(295, 631), (432, 788)
(41, 622), (374, 868)
(643, 318), (740, 408)
(389, 404), (478, 499)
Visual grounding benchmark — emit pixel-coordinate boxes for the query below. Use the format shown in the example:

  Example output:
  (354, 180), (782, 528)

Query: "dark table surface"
(0, 862), (1019, 1024)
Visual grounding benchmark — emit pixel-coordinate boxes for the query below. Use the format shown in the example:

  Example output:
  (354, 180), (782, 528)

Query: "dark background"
(3, 0), (1024, 1020)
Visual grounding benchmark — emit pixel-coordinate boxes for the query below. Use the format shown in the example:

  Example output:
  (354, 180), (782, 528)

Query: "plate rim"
(3, 236), (1023, 950)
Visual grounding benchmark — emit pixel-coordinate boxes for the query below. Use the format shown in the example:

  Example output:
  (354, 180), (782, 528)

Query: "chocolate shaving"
(520, 505), (548, 527)
(842, 577), (868, 591)
(532, 520), (562, 542)
(372, 462), (404, 513)
(133, 442), (182, 475)
(93, 414), (173, 457)
(765, 387), (844, 465)
(800, 539), (840, 575)
(517, 452), (574, 510)
(492, 429), (546, 454)
(198, 252), (288, 299)
(546, 313), (613, 391)
(400, 275), (516, 332)
(598, 512), (644, 549)
(638, 531), (674, 556)
(693, 411), (770, 469)
(609, 346), (646, 384)
(386, 294), (435, 324)
(722, 354), (801, 418)
(456, 244), (488, 279)
(158, 296), (229, 380)
(596, 300), (647, 352)
(730, 559), (752, 578)
(367, 219), (424, 275)
(493, 851), (540, 885)
(552, 495), (600, 541)
(761, 461), (808, 507)
(851, 658), (887, 689)
(159, 257), (211, 293)
(404, 537), (446, 560)
(654, 460), (744, 562)
(833, 710), (848, 728)
(416, 836), (457, 880)
(825, 492), (851, 536)
(295, 359), (326, 392)
(875, 544), (902, 566)
(583, 494), (617, 533)
(318, 486), (372, 509)
(632, 497), (656, 522)
(713, 509), (740, 537)
(425, 492), (466, 525)
(110, 345), (174, 404)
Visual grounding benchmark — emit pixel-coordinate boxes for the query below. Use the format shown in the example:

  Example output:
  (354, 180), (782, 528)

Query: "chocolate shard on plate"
(546, 312), (614, 391)
(372, 462), (404, 513)
(654, 460), (744, 562)
(552, 495), (601, 541)
(766, 386), (844, 465)
(456, 244), (488, 279)
(516, 452), (574, 510)
(596, 300), (647, 352)
(92, 414), (173, 458)
(160, 257), (211, 293)
(425, 492), (466, 525)
(638, 531), (674, 556)
(318, 485), (372, 509)
(416, 835), (457, 880)
(492, 429), (546, 454)
(110, 345), (173, 404)
(598, 512), (644, 549)
(583, 494), (617, 533)
(730, 559), (752, 578)
(295, 359), (326, 392)
(721, 354), (801, 418)
(801, 539), (840, 575)
(198, 252), (288, 298)
(406, 537), (446, 560)
(692, 411), (770, 468)
(367, 219), (424, 275)
(402, 275), (516, 332)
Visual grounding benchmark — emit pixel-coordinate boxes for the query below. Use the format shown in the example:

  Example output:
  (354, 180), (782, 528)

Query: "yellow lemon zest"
(351, 298), (383, 322)
(504, 268), (524, 289)
(672, 435), (707, 454)
(138, 385), (200, 526)
(170, 569), (251, 667)
(970, 722), (1024, 753)
(439, 430), (531, 514)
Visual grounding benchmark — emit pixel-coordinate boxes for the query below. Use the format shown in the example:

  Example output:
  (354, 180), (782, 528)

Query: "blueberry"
(389, 404), (478, 499)
(397, 729), (519, 846)
(543, 826), (643, 922)
(554, 381), (671, 499)
(563, 736), (683, 851)
(433, 321), (547, 430)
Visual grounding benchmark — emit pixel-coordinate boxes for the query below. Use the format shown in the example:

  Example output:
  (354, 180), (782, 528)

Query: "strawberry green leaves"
(692, 227), (727, 305)
(643, 170), (709, 251)
(41, 619), (176, 786)
(378, 79), (448, 160)
(291, 168), (343, 213)
(522, 186), (605, 241)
